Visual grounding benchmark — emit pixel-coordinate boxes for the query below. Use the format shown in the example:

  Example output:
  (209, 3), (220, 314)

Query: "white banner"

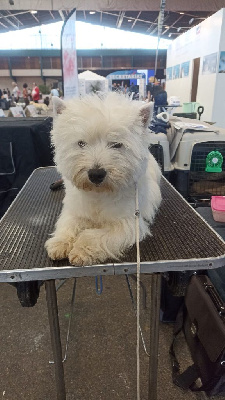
(138, 78), (146, 100)
(61, 8), (79, 99)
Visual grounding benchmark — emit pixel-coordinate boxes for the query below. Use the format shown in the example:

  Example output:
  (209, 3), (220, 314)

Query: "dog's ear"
(52, 96), (66, 116)
(139, 102), (154, 127)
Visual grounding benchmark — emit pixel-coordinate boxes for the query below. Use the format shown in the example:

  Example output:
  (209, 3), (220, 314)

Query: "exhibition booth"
(78, 70), (108, 95)
(166, 8), (225, 128)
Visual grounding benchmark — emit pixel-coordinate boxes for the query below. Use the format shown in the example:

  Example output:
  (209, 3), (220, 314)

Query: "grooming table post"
(45, 280), (66, 400)
(148, 273), (161, 400)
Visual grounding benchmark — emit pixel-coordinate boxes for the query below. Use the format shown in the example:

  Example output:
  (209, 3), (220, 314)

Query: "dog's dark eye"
(109, 142), (123, 149)
(78, 140), (87, 148)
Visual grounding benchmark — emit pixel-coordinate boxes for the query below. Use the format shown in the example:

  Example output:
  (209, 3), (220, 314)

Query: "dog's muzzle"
(88, 168), (107, 185)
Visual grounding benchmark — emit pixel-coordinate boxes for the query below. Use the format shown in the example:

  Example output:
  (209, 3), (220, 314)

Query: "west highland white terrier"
(45, 93), (161, 266)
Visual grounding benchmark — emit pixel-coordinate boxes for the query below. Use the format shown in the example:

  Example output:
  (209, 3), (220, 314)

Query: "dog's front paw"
(45, 237), (73, 260)
(68, 246), (95, 266)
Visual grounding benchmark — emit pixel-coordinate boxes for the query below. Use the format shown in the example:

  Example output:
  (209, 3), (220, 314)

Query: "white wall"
(166, 9), (224, 122)
(212, 9), (225, 127)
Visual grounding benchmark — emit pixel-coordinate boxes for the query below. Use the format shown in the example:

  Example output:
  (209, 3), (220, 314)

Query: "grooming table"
(0, 166), (225, 400)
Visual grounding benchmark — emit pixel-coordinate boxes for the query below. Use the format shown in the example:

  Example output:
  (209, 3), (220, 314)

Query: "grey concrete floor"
(0, 275), (223, 400)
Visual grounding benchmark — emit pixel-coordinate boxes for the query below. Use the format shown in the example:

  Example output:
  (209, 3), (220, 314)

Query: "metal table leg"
(148, 273), (161, 400)
(45, 280), (66, 400)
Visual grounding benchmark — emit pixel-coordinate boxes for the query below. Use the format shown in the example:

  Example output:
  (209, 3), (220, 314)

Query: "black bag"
(170, 274), (225, 397)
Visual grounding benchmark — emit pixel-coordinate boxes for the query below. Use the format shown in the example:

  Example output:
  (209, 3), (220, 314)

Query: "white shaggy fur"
(45, 93), (162, 266)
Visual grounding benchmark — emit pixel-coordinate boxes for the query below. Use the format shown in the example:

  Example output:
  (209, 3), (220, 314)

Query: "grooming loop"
(125, 275), (150, 357)
(49, 278), (77, 364)
(135, 185), (141, 400)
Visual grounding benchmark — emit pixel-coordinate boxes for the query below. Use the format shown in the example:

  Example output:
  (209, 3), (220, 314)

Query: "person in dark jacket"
(147, 76), (167, 114)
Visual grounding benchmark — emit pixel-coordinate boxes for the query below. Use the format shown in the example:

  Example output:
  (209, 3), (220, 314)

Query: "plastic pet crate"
(149, 143), (164, 172)
(172, 128), (225, 200)
(148, 131), (173, 179)
(189, 141), (225, 200)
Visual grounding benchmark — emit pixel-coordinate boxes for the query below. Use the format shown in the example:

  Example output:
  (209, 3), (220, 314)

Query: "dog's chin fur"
(45, 92), (162, 266)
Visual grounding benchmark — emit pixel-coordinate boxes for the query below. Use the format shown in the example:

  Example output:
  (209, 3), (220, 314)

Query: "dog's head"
(52, 93), (152, 193)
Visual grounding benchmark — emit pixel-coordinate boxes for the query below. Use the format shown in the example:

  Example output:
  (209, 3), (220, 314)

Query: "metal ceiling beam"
(58, 10), (65, 21)
(49, 10), (55, 19)
(0, 11), (18, 29)
(30, 12), (40, 23)
(116, 11), (125, 29)
(0, 0), (224, 12)
(0, 20), (8, 29)
(162, 14), (183, 35)
(104, 11), (158, 28)
(131, 11), (141, 29)
(147, 13), (169, 34)
(146, 16), (159, 34)
(5, 10), (23, 27)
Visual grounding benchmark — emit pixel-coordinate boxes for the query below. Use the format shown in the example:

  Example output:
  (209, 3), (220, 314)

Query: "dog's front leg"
(45, 213), (83, 260)
(68, 218), (149, 266)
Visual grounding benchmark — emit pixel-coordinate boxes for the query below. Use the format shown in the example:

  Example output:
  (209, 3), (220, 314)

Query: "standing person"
(27, 87), (32, 102)
(147, 76), (157, 102)
(124, 84), (128, 94)
(50, 85), (59, 97)
(112, 82), (117, 92)
(32, 82), (40, 103)
(22, 83), (29, 105)
(147, 76), (166, 102)
(12, 81), (20, 103)
(2, 89), (8, 99)
(147, 76), (167, 114)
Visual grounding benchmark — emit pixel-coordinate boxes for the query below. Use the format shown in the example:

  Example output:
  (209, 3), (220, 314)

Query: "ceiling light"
(30, 10), (38, 14)
(165, 25), (169, 28)
(128, 19), (132, 22)
(189, 18), (194, 25)
(168, 33), (172, 37)
(177, 27), (181, 32)
(179, 12), (184, 15)
(89, 11), (96, 14)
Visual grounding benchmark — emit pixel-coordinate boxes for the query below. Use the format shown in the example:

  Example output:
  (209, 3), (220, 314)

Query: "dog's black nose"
(88, 168), (107, 184)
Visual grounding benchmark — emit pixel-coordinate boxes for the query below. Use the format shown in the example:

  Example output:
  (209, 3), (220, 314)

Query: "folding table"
(0, 166), (224, 400)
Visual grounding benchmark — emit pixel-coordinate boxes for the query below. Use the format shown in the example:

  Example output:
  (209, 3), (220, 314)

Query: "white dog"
(45, 93), (161, 266)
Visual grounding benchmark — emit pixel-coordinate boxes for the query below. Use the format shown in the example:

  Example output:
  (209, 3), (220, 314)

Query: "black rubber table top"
(0, 167), (224, 281)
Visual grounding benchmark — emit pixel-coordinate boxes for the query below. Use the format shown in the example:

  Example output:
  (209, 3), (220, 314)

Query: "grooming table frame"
(0, 166), (225, 400)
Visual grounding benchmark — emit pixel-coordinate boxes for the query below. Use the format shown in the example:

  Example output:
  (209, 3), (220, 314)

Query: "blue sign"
(180, 61), (190, 78)
(173, 64), (180, 79)
(166, 67), (172, 81)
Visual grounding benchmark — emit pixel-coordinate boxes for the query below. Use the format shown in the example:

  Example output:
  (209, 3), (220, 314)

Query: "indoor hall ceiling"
(0, 5), (221, 39)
